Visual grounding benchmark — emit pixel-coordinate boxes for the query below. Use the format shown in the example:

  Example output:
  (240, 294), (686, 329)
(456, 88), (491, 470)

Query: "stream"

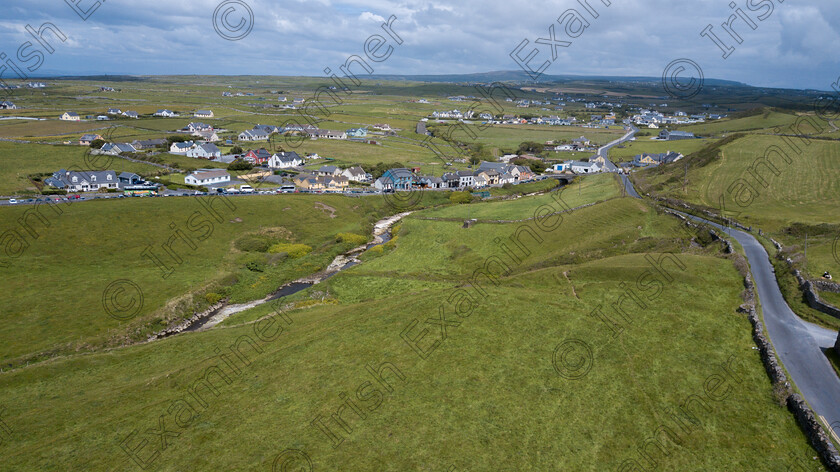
(149, 211), (411, 339)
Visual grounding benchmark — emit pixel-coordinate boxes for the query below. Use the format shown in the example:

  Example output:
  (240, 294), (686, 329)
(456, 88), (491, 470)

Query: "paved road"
(599, 126), (640, 198)
(619, 167), (840, 432)
(686, 216), (840, 430)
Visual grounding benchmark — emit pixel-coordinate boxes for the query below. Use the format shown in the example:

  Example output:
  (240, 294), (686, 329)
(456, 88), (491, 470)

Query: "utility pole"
(805, 232), (808, 275)
(683, 162), (688, 194)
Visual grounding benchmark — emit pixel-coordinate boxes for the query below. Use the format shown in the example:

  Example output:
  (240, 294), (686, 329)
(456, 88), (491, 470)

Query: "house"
(476, 170), (500, 186)
(132, 139), (167, 150)
(193, 129), (220, 142)
(416, 175), (444, 189)
(456, 170), (475, 188)
(570, 161), (602, 174)
(79, 134), (103, 146)
(107, 108), (122, 115)
(170, 141), (196, 154)
(572, 136), (590, 148)
(100, 86), (116, 92)
(346, 128), (368, 138)
(45, 169), (119, 192)
(375, 168), (415, 190)
(313, 129), (346, 140)
(185, 122), (213, 133)
(185, 169), (230, 186)
(323, 175), (349, 192)
(96, 115), (110, 121)
(659, 129), (695, 141)
(373, 123), (392, 131)
(315, 165), (342, 177)
(294, 174), (325, 191)
(187, 143), (221, 159)
(252, 124), (279, 135)
(194, 110), (214, 118)
(633, 151), (684, 167)
(238, 129), (271, 141)
(154, 110), (178, 117)
(243, 148), (272, 165)
(342, 166), (369, 182)
(118, 172), (143, 186)
(294, 174), (349, 191)
(60, 112), (80, 121)
(499, 173), (516, 185)
(101, 143), (138, 155)
(268, 151), (304, 169)
(0, 101), (18, 109)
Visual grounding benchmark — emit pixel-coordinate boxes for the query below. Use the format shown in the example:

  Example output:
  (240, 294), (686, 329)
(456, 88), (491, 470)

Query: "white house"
(60, 112), (80, 121)
(552, 162), (571, 172)
(122, 111), (139, 119)
(342, 166), (370, 182)
(194, 110), (214, 118)
(154, 109), (178, 117)
(185, 169), (230, 186)
(45, 169), (118, 192)
(268, 151), (304, 169)
(570, 161), (602, 174)
(170, 141), (196, 154)
(107, 108), (122, 115)
(186, 143), (221, 159)
(239, 129), (270, 141)
(0, 101), (18, 109)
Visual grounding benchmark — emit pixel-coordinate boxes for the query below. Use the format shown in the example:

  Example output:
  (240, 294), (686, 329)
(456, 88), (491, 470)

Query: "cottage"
(79, 134), (103, 146)
(101, 143), (138, 155)
(243, 148), (272, 165)
(187, 143), (222, 159)
(268, 151), (304, 169)
(314, 129), (346, 140)
(193, 129), (220, 142)
(60, 112), (80, 121)
(118, 172), (144, 186)
(416, 175), (444, 189)
(194, 110), (214, 118)
(131, 139), (167, 150)
(170, 141), (196, 154)
(346, 128), (368, 138)
(315, 165), (342, 177)
(185, 122), (213, 133)
(107, 108), (122, 115)
(570, 160), (602, 174)
(122, 111), (139, 119)
(0, 101), (18, 110)
(456, 170), (475, 188)
(341, 166), (369, 182)
(633, 151), (683, 167)
(45, 169), (118, 192)
(154, 110), (178, 117)
(185, 169), (230, 186)
(239, 129), (271, 142)
(375, 168), (415, 190)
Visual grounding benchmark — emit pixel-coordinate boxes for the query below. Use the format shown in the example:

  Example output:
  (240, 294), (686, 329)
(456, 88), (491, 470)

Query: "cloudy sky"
(0, 0), (837, 90)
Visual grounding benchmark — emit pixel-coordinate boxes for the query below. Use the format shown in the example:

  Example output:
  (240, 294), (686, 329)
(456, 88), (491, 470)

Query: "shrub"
(450, 191), (472, 204)
(336, 232), (368, 246)
(235, 235), (271, 252)
(268, 243), (312, 258)
(246, 261), (265, 272)
(205, 292), (223, 305)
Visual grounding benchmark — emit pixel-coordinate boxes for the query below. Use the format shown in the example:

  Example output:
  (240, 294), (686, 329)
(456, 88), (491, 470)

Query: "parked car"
(8, 198), (17, 204)
(240, 185), (255, 193)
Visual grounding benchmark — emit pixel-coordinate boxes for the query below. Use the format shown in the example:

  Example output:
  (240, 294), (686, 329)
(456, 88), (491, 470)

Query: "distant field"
(0, 141), (164, 195)
(676, 110), (826, 136)
(443, 124), (623, 152)
(0, 197), (817, 471)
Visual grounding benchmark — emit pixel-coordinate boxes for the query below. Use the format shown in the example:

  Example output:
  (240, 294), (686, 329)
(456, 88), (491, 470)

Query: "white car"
(8, 198), (17, 204)
(239, 185), (255, 193)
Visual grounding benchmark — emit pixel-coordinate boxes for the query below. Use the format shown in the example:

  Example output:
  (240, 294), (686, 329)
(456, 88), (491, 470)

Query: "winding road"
(601, 129), (840, 434)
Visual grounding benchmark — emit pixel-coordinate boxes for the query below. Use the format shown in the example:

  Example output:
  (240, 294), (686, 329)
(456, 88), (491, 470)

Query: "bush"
(235, 235), (271, 252)
(228, 159), (253, 171)
(268, 243), (312, 258)
(336, 232), (368, 246)
(205, 292), (223, 305)
(245, 261), (265, 272)
(450, 191), (472, 204)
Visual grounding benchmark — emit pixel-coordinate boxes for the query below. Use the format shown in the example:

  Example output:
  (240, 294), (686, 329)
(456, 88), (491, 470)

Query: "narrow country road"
(611, 144), (840, 433)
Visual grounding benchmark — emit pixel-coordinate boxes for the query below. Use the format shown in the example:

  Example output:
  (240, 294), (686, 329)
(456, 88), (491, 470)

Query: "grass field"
(676, 110), (817, 136)
(0, 141), (165, 195)
(633, 133), (840, 279)
(0, 197), (819, 471)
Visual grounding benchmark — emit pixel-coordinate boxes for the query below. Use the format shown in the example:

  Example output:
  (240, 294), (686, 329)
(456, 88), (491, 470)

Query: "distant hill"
(369, 70), (748, 87)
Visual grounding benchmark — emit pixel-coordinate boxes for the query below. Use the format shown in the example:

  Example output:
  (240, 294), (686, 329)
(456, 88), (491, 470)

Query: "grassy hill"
(0, 196), (819, 471)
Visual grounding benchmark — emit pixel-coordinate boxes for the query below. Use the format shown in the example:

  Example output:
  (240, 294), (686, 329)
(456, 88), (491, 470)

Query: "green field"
(0, 196), (819, 471)
(676, 110), (820, 136)
(609, 137), (718, 162)
(633, 133), (840, 279)
(0, 141), (165, 195)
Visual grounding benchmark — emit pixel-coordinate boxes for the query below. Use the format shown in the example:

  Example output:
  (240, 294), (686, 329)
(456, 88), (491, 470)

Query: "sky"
(0, 0), (837, 90)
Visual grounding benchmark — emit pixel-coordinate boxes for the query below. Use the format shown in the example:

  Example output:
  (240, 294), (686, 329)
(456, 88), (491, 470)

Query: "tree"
(513, 158), (548, 174)
(228, 159), (253, 171)
(90, 139), (105, 149)
(230, 146), (243, 155)
(517, 141), (545, 154)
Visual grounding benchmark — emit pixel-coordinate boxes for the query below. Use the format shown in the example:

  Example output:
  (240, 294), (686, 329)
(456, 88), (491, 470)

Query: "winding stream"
(150, 211), (411, 339)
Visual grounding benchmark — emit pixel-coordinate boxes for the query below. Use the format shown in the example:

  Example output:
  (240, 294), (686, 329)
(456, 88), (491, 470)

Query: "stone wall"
(788, 394), (840, 471)
(792, 269), (840, 320)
